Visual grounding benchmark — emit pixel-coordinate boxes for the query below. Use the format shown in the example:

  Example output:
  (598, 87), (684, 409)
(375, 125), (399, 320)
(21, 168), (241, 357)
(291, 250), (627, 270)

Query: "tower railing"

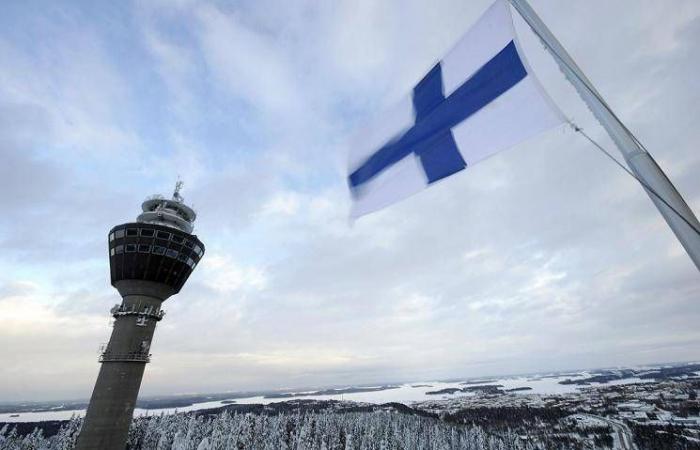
(98, 351), (152, 363)
(110, 303), (166, 321)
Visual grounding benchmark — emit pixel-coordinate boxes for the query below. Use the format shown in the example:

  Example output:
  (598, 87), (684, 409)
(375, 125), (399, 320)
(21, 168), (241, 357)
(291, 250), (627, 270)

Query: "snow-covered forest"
(0, 409), (523, 450)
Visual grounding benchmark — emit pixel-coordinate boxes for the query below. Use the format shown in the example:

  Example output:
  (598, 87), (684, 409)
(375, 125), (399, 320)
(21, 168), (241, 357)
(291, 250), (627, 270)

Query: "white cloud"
(0, 0), (698, 401)
(194, 4), (304, 118)
(0, 27), (142, 159)
(201, 254), (267, 293)
(259, 192), (302, 217)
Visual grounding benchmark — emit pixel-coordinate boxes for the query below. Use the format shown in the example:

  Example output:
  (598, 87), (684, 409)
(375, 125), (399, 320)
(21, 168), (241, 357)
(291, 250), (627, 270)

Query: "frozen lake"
(0, 371), (652, 423)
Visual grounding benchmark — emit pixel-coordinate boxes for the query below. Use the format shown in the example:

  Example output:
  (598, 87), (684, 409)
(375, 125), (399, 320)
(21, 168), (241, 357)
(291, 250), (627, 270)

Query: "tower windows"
(115, 229), (125, 239)
(184, 240), (194, 249)
(109, 233), (115, 242)
(156, 231), (170, 240)
(140, 229), (155, 237)
(194, 245), (203, 257)
(171, 235), (184, 244)
(126, 228), (138, 237)
(109, 241), (202, 259)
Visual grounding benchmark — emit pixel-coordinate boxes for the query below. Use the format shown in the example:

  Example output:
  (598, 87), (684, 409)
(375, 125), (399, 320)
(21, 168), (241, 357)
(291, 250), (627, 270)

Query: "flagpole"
(508, 0), (700, 271)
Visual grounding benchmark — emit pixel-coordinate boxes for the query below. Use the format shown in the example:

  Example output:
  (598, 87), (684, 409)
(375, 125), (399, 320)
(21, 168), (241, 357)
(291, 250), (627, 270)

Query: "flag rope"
(512, 0), (700, 230)
(571, 122), (700, 237)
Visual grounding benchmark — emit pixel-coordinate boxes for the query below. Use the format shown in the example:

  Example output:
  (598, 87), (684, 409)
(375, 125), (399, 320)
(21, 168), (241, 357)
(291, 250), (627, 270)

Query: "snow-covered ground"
(1, 371), (656, 423)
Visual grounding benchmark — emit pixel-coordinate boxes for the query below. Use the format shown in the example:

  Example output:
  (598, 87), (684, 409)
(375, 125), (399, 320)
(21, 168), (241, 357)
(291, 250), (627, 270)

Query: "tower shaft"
(77, 282), (171, 450)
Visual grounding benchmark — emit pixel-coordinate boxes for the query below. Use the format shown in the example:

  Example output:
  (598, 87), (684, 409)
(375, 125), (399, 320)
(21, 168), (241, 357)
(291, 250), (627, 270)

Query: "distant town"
(416, 363), (700, 449)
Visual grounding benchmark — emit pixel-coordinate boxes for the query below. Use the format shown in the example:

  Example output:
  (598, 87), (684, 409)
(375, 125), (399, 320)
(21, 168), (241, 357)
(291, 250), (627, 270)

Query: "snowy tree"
(0, 404), (543, 450)
(196, 437), (210, 450)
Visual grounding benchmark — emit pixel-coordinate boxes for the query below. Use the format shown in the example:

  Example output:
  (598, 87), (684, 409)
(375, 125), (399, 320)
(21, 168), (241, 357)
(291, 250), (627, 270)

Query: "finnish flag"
(348, 0), (564, 218)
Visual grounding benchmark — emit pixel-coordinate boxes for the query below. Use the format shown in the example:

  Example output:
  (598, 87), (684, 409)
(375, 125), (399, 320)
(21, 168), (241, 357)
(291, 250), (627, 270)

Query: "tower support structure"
(77, 185), (204, 450)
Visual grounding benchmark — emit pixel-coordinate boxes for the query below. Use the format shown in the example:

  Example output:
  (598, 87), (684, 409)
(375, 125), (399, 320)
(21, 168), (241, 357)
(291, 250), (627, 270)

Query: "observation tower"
(76, 182), (205, 450)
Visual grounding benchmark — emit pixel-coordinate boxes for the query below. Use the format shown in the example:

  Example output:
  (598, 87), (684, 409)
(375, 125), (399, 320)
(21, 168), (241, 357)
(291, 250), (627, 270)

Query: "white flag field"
(347, 0), (565, 218)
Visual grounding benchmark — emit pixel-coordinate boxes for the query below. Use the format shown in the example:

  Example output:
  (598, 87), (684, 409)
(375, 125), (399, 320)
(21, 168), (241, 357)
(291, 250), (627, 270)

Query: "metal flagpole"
(508, 0), (700, 271)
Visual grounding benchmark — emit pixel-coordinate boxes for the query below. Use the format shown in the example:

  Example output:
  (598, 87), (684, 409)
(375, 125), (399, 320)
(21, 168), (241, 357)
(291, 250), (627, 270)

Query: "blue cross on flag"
(347, 0), (564, 218)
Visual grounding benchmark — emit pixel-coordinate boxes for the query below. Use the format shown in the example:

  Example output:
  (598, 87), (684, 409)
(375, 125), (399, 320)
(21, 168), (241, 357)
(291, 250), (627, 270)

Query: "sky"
(0, 0), (698, 402)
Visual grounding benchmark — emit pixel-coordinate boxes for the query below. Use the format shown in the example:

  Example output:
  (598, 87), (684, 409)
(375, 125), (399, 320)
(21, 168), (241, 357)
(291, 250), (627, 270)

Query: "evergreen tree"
(0, 404), (542, 449)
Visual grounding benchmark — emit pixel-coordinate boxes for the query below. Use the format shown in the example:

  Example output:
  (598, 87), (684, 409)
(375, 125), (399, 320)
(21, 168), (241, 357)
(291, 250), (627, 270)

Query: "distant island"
(426, 385), (505, 396)
(264, 385), (399, 399)
(425, 388), (462, 395)
(558, 363), (700, 386)
(460, 379), (497, 385)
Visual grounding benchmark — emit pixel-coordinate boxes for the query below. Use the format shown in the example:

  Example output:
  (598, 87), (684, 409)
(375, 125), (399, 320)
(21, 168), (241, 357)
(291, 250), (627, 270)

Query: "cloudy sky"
(1, 0), (698, 402)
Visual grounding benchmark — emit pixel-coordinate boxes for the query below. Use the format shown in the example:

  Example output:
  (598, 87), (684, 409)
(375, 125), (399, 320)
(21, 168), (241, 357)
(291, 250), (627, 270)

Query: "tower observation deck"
(76, 183), (205, 450)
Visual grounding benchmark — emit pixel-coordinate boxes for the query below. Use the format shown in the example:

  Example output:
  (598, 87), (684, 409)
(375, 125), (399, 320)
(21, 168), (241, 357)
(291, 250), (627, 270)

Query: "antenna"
(173, 178), (184, 202)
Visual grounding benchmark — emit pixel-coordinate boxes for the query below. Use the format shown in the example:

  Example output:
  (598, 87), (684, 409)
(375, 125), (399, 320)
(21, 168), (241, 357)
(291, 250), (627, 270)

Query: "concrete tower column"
(76, 281), (174, 449)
